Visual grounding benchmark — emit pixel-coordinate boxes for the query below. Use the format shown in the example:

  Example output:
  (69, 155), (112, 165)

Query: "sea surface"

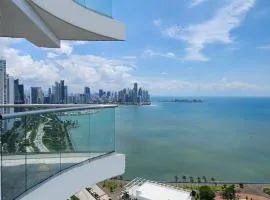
(115, 97), (270, 182)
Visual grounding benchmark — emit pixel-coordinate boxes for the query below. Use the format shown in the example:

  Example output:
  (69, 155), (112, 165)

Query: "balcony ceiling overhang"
(0, 0), (125, 48)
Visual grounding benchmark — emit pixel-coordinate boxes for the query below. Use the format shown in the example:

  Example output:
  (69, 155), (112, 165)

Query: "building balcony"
(0, 0), (125, 48)
(73, 0), (112, 18)
(0, 104), (125, 200)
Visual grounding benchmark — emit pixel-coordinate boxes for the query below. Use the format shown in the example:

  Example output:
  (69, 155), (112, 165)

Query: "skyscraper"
(54, 81), (60, 104)
(31, 87), (43, 104)
(60, 80), (65, 104)
(64, 86), (68, 104)
(99, 89), (104, 98)
(14, 79), (25, 104)
(0, 60), (6, 103)
(0, 60), (7, 114)
(52, 80), (67, 104)
(6, 75), (14, 119)
(84, 87), (91, 103)
(133, 82), (138, 103)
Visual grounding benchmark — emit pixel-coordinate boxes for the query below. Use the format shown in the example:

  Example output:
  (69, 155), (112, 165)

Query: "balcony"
(0, 0), (125, 48)
(73, 0), (112, 18)
(0, 105), (125, 200)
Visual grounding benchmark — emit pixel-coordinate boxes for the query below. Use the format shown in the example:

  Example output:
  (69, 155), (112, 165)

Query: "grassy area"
(101, 180), (124, 193)
(263, 187), (270, 195)
(70, 195), (80, 200)
(172, 183), (223, 192)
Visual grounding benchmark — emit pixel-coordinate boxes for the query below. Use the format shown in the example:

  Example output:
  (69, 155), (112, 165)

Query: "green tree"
(197, 177), (201, 186)
(199, 185), (216, 200)
(221, 184), (236, 200)
(70, 195), (80, 200)
(182, 175), (187, 183)
(239, 183), (244, 189)
(174, 175), (179, 183)
(202, 176), (207, 183)
(210, 177), (216, 185)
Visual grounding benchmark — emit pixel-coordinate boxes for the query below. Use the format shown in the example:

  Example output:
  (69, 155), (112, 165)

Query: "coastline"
(118, 102), (151, 106)
(96, 179), (270, 200)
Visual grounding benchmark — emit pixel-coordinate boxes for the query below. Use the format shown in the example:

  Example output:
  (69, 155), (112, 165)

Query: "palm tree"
(182, 176), (187, 185)
(197, 177), (201, 188)
(174, 175), (179, 183)
(189, 176), (194, 189)
(182, 175), (187, 188)
(202, 176), (207, 184)
(211, 177), (216, 186)
(182, 176), (187, 183)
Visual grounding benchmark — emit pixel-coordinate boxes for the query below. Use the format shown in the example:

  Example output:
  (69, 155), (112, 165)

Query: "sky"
(1, 0), (270, 96)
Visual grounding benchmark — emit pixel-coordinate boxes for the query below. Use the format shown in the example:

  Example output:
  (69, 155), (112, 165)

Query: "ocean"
(115, 97), (270, 182)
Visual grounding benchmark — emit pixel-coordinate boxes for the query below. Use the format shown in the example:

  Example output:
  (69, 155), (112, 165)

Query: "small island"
(160, 99), (204, 103)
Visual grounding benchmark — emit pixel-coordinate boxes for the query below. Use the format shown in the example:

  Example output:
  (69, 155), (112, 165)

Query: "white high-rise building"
(6, 75), (15, 130)
(0, 59), (7, 113)
(7, 75), (15, 109)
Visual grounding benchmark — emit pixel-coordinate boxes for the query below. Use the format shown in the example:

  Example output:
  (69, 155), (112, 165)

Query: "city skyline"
(1, 0), (270, 96)
(0, 60), (151, 106)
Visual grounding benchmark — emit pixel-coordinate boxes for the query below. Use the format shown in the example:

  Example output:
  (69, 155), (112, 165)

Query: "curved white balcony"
(0, 105), (125, 200)
(0, 0), (125, 47)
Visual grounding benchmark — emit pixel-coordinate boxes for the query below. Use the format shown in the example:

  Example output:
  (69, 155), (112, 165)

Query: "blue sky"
(1, 0), (270, 96)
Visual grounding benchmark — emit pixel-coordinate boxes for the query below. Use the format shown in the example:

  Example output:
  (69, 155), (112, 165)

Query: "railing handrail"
(0, 104), (117, 120)
(0, 104), (117, 108)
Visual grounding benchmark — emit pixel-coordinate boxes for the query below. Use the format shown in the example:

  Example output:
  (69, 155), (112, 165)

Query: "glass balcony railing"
(0, 105), (116, 200)
(73, 0), (112, 18)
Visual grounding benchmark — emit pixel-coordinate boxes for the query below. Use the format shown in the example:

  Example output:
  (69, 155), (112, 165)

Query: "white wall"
(30, 0), (125, 40)
(20, 153), (125, 200)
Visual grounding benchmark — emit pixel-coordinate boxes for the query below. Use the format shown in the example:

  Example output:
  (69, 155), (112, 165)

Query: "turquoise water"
(115, 97), (270, 182)
(65, 109), (115, 152)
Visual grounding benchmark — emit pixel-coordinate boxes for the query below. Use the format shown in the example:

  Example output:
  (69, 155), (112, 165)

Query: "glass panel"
(74, 0), (112, 17)
(60, 109), (92, 170)
(0, 106), (116, 199)
(26, 113), (61, 189)
(90, 108), (115, 153)
(1, 116), (26, 200)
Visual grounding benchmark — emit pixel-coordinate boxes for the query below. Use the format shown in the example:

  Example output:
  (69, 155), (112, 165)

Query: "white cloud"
(257, 44), (270, 50)
(45, 41), (89, 59)
(0, 38), (136, 93)
(190, 0), (209, 7)
(162, 0), (255, 61)
(139, 77), (269, 96)
(47, 52), (58, 59)
(153, 19), (162, 27)
(143, 49), (182, 61)
(0, 38), (269, 96)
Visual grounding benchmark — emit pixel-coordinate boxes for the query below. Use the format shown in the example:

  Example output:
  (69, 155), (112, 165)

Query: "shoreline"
(97, 179), (270, 200)
(113, 179), (270, 185)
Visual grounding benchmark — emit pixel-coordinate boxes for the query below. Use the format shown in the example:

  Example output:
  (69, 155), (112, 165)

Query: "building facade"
(31, 87), (43, 104)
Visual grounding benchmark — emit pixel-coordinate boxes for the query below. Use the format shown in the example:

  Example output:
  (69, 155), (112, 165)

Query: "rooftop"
(125, 178), (192, 200)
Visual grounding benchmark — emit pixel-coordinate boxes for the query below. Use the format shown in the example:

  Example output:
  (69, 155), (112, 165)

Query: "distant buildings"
(0, 59), (150, 106)
(0, 60), (7, 113)
(45, 80), (68, 104)
(14, 79), (25, 105)
(118, 82), (150, 105)
(0, 59), (25, 114)
(31, 87), (43, 104)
